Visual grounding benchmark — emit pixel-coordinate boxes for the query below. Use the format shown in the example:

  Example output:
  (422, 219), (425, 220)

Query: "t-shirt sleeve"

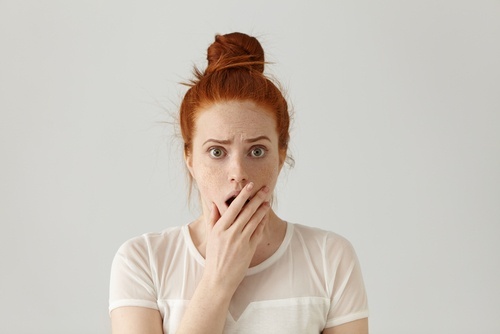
(325, 235), (369, 328)
(109, 236), (159, 313)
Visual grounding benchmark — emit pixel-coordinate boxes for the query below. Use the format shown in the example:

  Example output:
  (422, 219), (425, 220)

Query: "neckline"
(182, 222), (294, 276)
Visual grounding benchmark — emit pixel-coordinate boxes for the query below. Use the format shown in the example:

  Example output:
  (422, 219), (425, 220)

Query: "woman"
(109, 32), (369, 334)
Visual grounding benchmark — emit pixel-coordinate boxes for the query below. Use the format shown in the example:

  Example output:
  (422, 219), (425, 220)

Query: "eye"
(250, 146), (266, 158)
(209, 147), (225, 158)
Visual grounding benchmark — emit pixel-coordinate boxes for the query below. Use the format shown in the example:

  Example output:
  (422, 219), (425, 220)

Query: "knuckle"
(257, 190), (267, 200)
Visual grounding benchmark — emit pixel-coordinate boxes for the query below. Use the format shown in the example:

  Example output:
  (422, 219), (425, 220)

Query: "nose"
(228, 155), (249, 184)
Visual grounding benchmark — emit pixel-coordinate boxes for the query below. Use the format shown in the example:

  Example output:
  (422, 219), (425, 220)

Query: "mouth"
(225, 194), (251, 207)
(225, 196), (237, 207)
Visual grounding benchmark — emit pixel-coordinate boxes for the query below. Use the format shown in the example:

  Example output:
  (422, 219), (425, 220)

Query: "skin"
(110, 100), (368, 334)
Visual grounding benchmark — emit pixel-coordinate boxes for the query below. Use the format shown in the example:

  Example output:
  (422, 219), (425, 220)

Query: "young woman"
(109, 32), (369, 334)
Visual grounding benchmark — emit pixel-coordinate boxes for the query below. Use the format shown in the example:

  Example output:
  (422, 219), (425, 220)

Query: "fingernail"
(262, 186), (269, 193)
(247, 182), (254, 190)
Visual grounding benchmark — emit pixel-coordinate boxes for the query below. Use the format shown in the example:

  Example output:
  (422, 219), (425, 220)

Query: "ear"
(278, 159), (285, 172)
(278, 149), (287, 170)
(184, 151), (195, 178)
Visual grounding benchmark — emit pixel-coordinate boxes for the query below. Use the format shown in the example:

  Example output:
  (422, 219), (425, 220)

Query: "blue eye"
(209, 147), (225, 158)
(250, 147), (266, 158)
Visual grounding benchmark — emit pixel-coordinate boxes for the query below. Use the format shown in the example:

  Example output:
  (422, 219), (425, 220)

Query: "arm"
(322, 318), (368, 334)
(173, 274), (233, 333)
(109, 183), (268, 333)
(176, 183), (270, 333)
(109, 237), (162, 334)
(323, 234), (369, 334)
(111, 307), (163, 334)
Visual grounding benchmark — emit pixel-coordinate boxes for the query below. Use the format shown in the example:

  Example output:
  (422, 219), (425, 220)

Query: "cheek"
(193, 162), (224, 193)
(253, 162), (280, 186)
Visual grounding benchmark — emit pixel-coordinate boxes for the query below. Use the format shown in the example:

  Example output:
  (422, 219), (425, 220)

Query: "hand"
(203, 182), (271, 293)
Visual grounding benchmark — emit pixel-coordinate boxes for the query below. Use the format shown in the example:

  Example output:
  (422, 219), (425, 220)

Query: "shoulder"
(289, 223), (360, 266)
(291, 223), (354, 249)
(114, 226), (186, 259)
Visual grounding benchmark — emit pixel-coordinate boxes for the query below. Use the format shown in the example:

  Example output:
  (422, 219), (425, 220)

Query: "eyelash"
(208, 146), (268, 159)
(208, 147), (226, 159)
(249, 146), (267, 158)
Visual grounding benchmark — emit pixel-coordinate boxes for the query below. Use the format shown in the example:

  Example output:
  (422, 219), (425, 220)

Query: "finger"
(207, 202), (220, 230)
(218, 182), (256, 229)
(226, 182), (255, 213)
(231, 186), (270, 231)
(241, 201), (271, 238)
(249, 213), (269, 246)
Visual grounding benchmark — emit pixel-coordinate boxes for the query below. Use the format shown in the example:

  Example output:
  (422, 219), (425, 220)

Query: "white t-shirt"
(109, 222), (369, 333)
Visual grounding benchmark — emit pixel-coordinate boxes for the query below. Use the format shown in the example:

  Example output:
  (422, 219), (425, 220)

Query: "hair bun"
(206, 32), (265, 74)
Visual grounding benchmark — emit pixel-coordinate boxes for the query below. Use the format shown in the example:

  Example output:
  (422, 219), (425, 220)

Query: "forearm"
(176, 275), (234, 334)
(176, 186), (268, 333)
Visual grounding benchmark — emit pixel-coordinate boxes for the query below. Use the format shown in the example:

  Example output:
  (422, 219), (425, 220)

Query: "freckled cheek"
(194, 164), (225, 199)
(251, 163), (280, 189)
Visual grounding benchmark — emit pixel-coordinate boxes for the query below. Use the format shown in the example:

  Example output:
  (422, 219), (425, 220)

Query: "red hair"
(180, 32), (291, 163)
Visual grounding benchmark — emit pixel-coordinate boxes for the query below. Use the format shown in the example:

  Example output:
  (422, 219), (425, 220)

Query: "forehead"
(194, 100), (277, 141)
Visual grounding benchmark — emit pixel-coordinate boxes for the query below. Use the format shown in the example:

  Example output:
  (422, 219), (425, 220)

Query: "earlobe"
(278, 151), (287, 170)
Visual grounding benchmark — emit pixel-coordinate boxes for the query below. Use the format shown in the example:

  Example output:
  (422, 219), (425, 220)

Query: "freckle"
(267, 243), (270, 246)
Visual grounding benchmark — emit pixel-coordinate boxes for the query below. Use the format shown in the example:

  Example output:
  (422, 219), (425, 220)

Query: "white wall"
(1, 1), (499, 333)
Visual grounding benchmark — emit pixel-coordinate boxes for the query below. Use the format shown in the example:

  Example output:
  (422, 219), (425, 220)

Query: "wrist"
(199, 271), (238, 302)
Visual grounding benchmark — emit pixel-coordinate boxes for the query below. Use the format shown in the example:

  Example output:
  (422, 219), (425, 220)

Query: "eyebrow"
(203, 136), (271, 146)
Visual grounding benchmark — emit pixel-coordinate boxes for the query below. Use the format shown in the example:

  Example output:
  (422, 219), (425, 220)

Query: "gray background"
(1, 0), (499, 333)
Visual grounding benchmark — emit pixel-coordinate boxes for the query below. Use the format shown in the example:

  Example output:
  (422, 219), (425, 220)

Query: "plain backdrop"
(1, 1), (499, 333)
